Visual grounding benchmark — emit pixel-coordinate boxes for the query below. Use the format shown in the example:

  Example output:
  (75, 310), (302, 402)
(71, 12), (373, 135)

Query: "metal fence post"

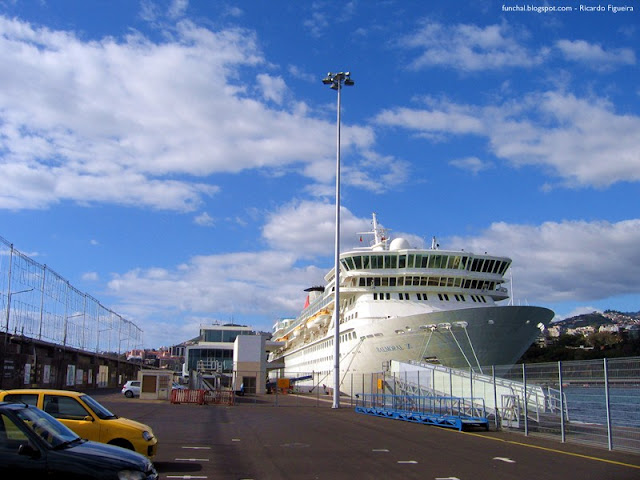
(558, 361), (565, 443)
(492, 365), (499, 430)
(523, 363), (528, 436)
(350, 373), (353, 407)
(469, 367), (474, 404)
(604, 358), (613, 451)
(393, 371), (396, 396)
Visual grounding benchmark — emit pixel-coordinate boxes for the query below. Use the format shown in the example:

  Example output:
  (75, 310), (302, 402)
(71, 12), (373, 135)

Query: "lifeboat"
(306, 309), (330, 331)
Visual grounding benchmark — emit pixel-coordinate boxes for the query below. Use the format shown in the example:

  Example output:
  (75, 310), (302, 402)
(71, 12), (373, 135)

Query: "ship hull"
(346, 305), (554, 372)
(272, 305), (554, 395)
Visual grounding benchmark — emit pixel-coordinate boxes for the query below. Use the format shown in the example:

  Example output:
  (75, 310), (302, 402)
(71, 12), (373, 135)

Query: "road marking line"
(493, 457), (516, 463)
(232, 438), (241, 442)
(166, 476), (208, 479)
(182, 446), (211, 449)
(398, 460), (418, 464)
(372, 448), (389, 452)
(175, 458), (210, 462)
(444, 429), (640, 470)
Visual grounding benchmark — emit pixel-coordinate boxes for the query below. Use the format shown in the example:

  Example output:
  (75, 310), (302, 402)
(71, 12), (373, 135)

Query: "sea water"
(563, 386), (640, 428)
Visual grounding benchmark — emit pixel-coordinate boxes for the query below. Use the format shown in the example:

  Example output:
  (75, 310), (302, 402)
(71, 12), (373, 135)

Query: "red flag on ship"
(303, 295), (310, 309)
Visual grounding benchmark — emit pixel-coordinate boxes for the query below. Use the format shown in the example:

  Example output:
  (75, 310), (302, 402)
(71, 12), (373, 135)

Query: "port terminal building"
(183, 323), (280, 395)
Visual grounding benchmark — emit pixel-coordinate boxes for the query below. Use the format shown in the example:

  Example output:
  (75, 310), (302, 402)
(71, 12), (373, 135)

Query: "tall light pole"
(322, 71), (354, 409)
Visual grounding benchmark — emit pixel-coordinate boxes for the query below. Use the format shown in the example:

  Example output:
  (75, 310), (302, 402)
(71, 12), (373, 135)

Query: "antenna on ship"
(356, 213), (389, 250)
(371, 213), (389, 249)
(372, 213), (381, 244)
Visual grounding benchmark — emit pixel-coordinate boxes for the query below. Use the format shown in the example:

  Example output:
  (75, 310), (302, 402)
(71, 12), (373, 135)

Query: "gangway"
(355, 393), (489, 431)
(381, 360), (568, 428)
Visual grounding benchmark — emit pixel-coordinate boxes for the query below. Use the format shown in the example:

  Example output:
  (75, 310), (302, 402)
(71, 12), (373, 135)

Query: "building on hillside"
(547, 325), (564, 338)
(567, 326), (596, 337)
(598, 324), (620, 334)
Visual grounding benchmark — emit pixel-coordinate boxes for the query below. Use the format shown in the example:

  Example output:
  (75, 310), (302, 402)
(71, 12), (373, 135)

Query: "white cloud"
(194, 212), (214, 226)
(447, 219), (640, 304)
(0, 16), (382, 211)
(375, 100), (484, 137)
(224, 7), (244, 18)
(449, 156), (493, 175)
(374, 92), (640, 188)
(553, 306), (602, 321)
(107, 249), (326, 330)
(256, 73), (286, 104)
(556, 39), (636, 70)
(262, 201), (370, 257)
(399, 20), (547, 71)
(287, 65), (316, 83)
(104, 202), (373, 332)
(168, 0), (189, 19)
(82, 272), (99, 281)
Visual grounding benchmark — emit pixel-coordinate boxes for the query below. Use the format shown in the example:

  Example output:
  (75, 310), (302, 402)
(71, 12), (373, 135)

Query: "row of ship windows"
(305, 331), (358, 354)
(356, 276), (497, 291)
(372, 292), (488, 303)
(341, 253), (509, 274)
(291, 332), (359, 370)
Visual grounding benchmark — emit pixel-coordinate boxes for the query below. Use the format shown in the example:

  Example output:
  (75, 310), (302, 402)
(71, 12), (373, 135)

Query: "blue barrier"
(354, 394), (489, 431)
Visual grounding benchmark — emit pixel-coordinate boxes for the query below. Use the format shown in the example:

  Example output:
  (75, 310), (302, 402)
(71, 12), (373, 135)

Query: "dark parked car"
(0, 401), (158, 479)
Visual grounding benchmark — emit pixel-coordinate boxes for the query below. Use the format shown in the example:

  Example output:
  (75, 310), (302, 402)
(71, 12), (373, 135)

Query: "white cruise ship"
(268, 214), (554, 394)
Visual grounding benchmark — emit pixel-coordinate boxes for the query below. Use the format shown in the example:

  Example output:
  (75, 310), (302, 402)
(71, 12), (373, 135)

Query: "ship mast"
(372, 212), (382, 244)
(361, 212), (389, 250)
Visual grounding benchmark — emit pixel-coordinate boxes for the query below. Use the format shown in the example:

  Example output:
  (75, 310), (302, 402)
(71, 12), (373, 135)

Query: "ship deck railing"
(354, 393), (489, 431)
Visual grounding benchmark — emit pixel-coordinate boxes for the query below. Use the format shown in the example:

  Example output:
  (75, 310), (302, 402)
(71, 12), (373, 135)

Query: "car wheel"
(108, 439), (135, 451)
(124, 390), (134, 398)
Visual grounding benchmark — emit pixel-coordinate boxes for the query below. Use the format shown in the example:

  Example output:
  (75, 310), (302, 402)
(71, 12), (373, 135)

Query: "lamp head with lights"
(322, 72), (355, 88)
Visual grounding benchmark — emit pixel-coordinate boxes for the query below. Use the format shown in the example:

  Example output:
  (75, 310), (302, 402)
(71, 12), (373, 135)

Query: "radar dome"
(389, 237), (411, 251)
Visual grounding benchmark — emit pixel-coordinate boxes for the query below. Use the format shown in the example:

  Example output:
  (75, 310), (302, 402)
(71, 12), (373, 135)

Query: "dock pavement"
(93, 390), (640, 480)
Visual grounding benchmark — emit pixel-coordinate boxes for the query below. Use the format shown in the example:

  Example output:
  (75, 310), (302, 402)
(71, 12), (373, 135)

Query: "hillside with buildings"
(521, 310), (640, 363)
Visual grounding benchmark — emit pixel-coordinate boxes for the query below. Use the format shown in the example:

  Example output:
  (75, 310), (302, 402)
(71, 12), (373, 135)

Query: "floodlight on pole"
(322, 71), (354, 409)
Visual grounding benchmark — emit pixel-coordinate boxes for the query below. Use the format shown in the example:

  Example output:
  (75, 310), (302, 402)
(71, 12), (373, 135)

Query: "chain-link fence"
(378, 358), (640, 453)
(492, 357), (640, 453)
(0, 235), (143, 354)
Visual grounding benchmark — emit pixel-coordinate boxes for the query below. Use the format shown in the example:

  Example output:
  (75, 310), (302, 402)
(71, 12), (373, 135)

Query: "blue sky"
(0, 1), (638, 348)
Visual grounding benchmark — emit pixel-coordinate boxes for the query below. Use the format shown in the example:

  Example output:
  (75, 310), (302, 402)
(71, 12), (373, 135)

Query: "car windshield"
(80, 395), (117, 420)
(16, 406), (80, 448)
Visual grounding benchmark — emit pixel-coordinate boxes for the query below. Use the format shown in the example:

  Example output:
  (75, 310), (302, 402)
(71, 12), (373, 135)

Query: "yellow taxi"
(0, 389), (158, 458)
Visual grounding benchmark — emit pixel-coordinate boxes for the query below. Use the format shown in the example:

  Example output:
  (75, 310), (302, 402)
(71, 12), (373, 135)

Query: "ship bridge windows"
(385, 255), (397, 268)
(342, 253), (511, 274)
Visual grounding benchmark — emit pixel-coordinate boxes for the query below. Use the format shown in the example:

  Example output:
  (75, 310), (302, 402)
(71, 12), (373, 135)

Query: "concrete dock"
(95, 391), (640, 480)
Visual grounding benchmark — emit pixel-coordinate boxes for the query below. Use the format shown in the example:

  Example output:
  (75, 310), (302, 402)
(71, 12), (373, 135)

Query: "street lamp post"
(322, 71), (354, 409)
